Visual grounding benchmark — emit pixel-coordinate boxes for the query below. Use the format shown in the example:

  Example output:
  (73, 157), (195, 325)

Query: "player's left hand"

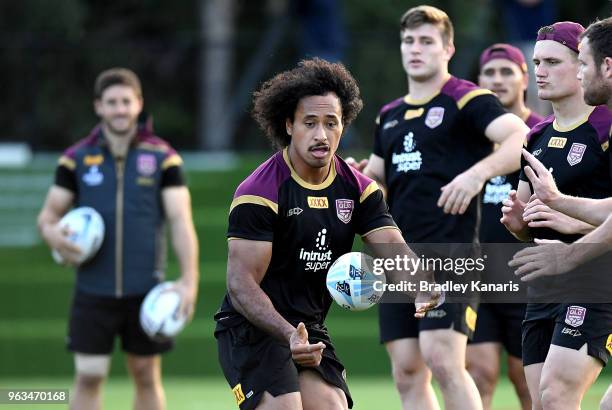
(437, 168), (484, 215)
(508, 239), (574, 281)
(174, 277), (198, 320)
(414, 290), (444, 318)
(522, 149), (561, 205)
(523, 196), (583, 235)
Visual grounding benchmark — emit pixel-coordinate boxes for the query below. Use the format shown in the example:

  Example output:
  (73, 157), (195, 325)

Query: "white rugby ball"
(52, 206), (105, 265)
(326, 252), (385, 311)
(140, 282), (188, 341)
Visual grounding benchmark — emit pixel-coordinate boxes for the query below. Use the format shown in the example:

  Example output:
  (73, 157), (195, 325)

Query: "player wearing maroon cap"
(502, 21), (612, 410)
(502, 16), (612, 410)
(466, 43), (542, 410)
(347, 5), (528, 410)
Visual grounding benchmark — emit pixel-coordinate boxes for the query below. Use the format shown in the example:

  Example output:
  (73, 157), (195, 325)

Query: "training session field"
(0, 153), (609, 409)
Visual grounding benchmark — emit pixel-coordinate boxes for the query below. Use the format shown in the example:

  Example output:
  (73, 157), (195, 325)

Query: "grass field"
(0, 376), (610, 409)
(0, 153), (611, 409)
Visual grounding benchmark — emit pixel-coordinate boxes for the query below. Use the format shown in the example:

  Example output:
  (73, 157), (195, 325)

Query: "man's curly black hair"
(252, 58), (363, 148)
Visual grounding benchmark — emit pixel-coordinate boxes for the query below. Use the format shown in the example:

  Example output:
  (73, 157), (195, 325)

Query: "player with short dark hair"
(37, 67), (200, 409)
(465, 43), (542, 410)
(347, 5), (528, 409)
(214, 58), (437, 410)
(501, 21), (612, 409)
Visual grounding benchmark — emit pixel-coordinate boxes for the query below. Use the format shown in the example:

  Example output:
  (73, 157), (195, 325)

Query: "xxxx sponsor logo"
(84, 154), (104, 166)
(232, 384), (245, 405)
(307, 196), (328, 209)
(548, 137), (567, 149)
(606, 334), (612, 355)
(404, 108), (424, 120)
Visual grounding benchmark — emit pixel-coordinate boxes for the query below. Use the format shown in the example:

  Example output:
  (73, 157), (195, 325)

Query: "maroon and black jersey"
(215, 149), (397, 329)
(519, 105), (612, 243)
(480, 111), (543, 243)
(373, 76), (507, 243)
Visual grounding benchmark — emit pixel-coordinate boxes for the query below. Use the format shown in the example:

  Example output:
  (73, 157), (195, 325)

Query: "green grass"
(1, 153), (611, 408)
(0, 376), (609, 409)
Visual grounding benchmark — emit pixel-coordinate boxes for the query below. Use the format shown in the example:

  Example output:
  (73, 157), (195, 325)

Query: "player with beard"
(501, 21), (612, 410)
(503, 17), (612, 410)
(466, 43), (542, 410)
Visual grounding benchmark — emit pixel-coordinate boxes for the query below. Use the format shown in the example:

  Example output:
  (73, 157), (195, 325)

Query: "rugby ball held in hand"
(140, 282), (188, 341)
(52, 206), (105, 265)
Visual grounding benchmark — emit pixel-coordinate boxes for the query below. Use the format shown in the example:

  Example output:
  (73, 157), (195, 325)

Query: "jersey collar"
(282, 148), (337, 190)
(552, 107), (595, 132)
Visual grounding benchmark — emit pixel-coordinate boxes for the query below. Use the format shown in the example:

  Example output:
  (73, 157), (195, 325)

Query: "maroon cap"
(536, 21), (585, 53)
(480, 43), (527, 72)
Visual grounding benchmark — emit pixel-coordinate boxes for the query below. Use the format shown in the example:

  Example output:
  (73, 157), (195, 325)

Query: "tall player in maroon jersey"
(349, 5), (528, 410)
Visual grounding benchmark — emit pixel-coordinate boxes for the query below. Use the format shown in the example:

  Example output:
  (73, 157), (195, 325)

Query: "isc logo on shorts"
(606, 334), (612, 356)
(307, 196), (328, 209)
(232, 383), (245, 405)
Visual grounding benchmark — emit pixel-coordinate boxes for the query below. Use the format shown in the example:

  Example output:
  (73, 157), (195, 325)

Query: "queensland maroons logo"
(567, 143), (586, 166)
(336, 199), (354, 224)
(565, 305), (586, 327)
(137, 153), (157, 176)
(425, 107), (444, 129)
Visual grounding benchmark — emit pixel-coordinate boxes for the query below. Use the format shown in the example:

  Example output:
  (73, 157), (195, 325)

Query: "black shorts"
(522, 303), (612, 366)
(215, 321), (352, 410)
(378, 302), (479, 343)
(469, 303), (525, 358)
(67, 290), (173, 355)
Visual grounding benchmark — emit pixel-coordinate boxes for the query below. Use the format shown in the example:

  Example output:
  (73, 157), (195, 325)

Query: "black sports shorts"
(469, 303), (525, 358)
(215, 321), (352, 410)
(67, 290), (173, 355)
(378, 301), (479, 343)
(522, 303), (612, 366)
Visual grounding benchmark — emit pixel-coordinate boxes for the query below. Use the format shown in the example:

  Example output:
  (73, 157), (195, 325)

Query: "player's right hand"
(345, 156), (369, 172)
(500, 190), (528, 235)
(44, 223), (82, 266)
(289, 322), (325, 367)
(414, 290), (444, 318)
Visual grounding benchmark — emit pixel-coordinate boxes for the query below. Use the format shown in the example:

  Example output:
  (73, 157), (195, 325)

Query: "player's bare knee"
(127, 356), (160, 388)
(540, 379), (573, 410)
(391, 361), (430, 391)
(467, 362), (497, 397)
(75, 373), (105, 391)
(423, 351), (459, 387)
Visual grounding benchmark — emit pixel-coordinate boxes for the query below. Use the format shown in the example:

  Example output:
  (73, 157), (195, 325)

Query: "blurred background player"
(213, 58), (438, 410)
(466, 43), (542, 410)
(348, 5), (528, 410)
(37, 68), (200, 410)
(501, 21), (612, 410)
